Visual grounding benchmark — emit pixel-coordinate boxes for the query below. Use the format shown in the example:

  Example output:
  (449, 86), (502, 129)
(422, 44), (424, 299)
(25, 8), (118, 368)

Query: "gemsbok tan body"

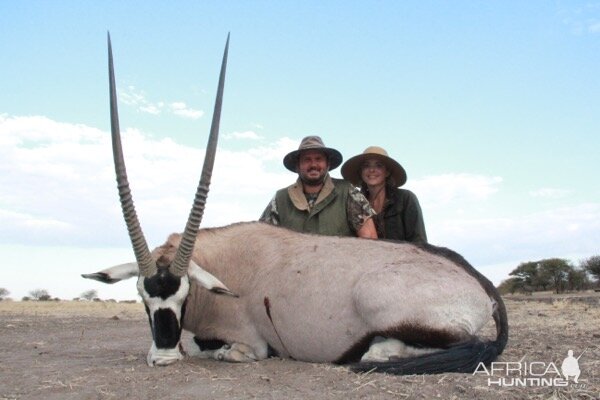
(83, 34), (508, 374)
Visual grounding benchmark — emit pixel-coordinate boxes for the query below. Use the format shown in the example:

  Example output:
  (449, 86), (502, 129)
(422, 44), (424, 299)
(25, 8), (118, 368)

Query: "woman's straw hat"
(341, 146), (407, 187)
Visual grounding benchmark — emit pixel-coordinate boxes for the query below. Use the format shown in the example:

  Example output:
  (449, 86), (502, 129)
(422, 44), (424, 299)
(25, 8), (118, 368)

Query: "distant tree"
(0, 288), (9, 300)
(497, 278), (522, 295)
(29, 289), (50, 301)
(567, 267), (590, 291)
(80, 289), (98, 301)
(509, 262), (536, 287)
(509, 261), (550, 291)
(581, 255), (600, 286)
(538, 258), (571, 294)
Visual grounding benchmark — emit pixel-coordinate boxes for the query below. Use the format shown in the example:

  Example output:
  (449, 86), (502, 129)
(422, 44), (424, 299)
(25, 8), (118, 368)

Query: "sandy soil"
(0, 295), (599, 400)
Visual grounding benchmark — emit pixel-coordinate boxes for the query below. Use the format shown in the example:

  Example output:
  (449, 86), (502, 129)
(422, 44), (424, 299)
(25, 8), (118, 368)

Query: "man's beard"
(300, 169), (327, 186)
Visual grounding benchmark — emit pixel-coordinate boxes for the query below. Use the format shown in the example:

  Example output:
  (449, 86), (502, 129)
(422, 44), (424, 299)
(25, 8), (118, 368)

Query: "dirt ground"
(1, 294), (599, 400)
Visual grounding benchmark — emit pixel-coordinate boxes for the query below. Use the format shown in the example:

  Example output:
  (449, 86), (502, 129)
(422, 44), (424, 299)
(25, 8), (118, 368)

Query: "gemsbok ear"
(188, 261), (238, 297)
(82, 262), (140, 284)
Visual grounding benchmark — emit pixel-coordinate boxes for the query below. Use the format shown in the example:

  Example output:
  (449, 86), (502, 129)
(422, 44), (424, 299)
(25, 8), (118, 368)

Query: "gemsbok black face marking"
(84, 34), (508, 374)
(143, 268), (182, 300)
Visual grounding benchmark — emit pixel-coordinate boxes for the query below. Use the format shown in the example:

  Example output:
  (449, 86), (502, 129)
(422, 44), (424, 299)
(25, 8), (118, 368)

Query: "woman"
(341, 146), (427, 243)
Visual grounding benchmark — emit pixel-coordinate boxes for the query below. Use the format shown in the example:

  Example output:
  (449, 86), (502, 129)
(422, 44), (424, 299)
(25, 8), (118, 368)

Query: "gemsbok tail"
(351, 244), (508, 375)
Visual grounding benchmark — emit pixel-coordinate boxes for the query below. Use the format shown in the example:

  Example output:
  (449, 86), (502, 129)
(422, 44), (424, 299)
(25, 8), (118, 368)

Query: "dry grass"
(0, 300), (145, 319)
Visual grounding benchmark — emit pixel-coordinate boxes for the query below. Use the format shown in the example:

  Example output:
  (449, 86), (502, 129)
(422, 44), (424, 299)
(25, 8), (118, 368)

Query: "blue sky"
(1, 1), (599, 300)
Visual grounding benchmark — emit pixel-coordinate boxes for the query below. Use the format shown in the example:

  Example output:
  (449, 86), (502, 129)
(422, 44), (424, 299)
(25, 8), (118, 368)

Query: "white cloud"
(430, 203), (600, 271)
(0, 209), (73, 231)
(119, 86), (147, 106)
(118, 87), (204, 119)
(408, 173), (502, 209)
(589, 21), (600, 33)
(247, 137), (299, 162)
(224, 131), (264, 140)
(119, 86), (165, 116)
(2, 114), (599, 296)
(529, 187), (570, 199)
(0, 115), (289, 248)
(139, 104), (161, 115)
(558, 4), (600, 35)
(169, 102), (204, 119)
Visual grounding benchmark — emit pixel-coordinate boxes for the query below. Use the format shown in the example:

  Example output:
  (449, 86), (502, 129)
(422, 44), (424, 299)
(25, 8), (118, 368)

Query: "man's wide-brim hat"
(283, 136), (343, 172)
(341, 146), (407, 187)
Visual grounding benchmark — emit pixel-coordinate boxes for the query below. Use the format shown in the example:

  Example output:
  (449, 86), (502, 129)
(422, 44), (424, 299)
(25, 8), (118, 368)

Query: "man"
(260, 136), (378, 238)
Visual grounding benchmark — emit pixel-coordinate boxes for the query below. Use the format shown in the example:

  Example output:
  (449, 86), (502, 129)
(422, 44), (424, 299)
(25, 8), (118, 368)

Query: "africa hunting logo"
(473, 349), (586, 387)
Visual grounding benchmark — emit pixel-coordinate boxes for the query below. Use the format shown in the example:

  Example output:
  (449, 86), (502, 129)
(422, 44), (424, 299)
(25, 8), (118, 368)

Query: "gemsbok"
(83, 34), (508, 374)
